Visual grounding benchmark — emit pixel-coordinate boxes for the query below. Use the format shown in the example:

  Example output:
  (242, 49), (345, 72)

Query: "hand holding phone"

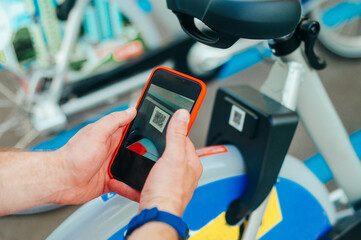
(138, 109), (203, 217)
(109, 67), (206, 191)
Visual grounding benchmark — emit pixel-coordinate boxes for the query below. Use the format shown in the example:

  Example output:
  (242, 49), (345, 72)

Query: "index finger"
(93, 108), (137, 139)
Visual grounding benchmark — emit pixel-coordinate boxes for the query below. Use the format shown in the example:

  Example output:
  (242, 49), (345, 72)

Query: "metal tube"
(49, 0), (90, 102)
(284, 49), (361, 204)
(241, 193), (270, 240)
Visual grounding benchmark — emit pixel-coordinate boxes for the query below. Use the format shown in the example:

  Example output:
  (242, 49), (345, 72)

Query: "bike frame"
(47, 38), (361, 239)
(47, 145), (336, 239)
(240, 46), (361, 239)
(49, 0), (167, 103)
(33, 0), (165, 128)
(261, 48), (361, 204)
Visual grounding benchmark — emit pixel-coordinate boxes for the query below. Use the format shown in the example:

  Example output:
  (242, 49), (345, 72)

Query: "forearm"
(128, 221), (179, 240)
(0, 151), (63, 216)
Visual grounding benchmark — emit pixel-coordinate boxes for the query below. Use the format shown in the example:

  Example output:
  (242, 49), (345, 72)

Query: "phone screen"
(110, 68), (204, 190)
(125, 83), (195, 161)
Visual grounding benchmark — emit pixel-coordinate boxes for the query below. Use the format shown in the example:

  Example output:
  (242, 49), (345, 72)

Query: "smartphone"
(108, 66), (207, 190)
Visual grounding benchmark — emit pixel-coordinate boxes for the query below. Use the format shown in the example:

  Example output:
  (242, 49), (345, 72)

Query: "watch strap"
(125, 207), (189, 239)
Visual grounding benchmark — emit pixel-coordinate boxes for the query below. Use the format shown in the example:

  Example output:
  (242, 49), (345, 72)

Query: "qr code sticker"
(150, 106), (170, 133)
(229, 105), (246, 132)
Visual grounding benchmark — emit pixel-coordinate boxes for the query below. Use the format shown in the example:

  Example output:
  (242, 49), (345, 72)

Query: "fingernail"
(175, 109), (190, 123)
(126, 107), (136, 115)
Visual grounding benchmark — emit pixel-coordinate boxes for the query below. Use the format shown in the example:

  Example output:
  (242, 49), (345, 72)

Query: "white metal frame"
(240, 47), (361, 238)
(261, 48), (361, 204)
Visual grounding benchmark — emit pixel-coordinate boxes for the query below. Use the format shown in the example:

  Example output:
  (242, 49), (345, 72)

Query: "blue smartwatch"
(125, 207), (189, 239)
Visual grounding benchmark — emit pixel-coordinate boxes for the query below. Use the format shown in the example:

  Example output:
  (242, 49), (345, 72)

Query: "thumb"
(163, 109), (190, 158)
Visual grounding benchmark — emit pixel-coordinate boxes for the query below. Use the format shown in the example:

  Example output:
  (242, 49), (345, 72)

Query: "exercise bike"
(48, 0), (361, 239)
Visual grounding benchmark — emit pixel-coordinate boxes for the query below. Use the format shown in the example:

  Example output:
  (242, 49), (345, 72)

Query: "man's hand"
(139, 109), (203, 216)
(0, 108), (140, 216)
(53, 108), (140, 204)
(128, 109), (203, 240)
(0, 107), (202, 218)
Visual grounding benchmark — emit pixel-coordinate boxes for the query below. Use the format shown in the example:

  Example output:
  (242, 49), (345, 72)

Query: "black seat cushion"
(168, 0), (301, 47)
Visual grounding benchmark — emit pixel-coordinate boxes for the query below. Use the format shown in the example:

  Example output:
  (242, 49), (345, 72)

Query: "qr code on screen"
(150, 106), (170, 133)
(229, 105), (246, 132)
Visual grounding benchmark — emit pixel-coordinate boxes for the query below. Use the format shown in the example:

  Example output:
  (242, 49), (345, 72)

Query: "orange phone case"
(108, 66), (207, 179)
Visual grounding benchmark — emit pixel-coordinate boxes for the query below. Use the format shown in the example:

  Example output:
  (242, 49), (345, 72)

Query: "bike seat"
(167, 0), (302, 48)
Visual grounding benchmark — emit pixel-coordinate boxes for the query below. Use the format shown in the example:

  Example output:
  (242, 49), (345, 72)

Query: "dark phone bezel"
(110, 68), (203, 191)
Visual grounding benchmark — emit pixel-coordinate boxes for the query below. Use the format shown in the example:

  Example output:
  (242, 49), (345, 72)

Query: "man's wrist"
(0, 150), (68, 215)
(45, 150), (73, 204)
